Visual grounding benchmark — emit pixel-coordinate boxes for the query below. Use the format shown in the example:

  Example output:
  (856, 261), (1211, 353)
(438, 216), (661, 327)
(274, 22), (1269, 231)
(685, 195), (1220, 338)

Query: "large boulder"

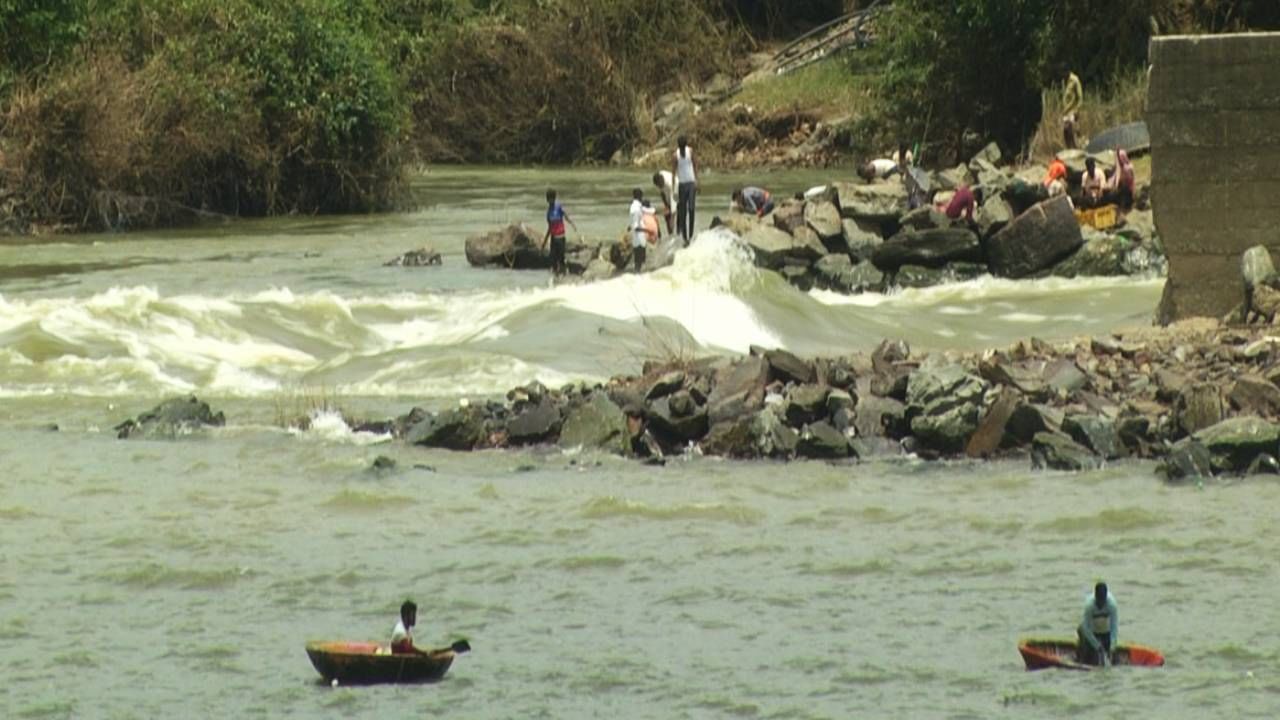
(407, 406), (488, 450)
(761, 348), (817, 384)
(707, 356), (769, 422)
(772, 200), (807, 234)
(842, 219), (883, 262)
(1242, 244), (1280, 318)
(115, 396), (226, 440)
(812, 253), (856, 292)
(785, 384), (830, 426)
(906, 365), (989, 454)
(795, 421), (854, 459)
(804, 200), (845, 244)
(871, 228), (982, 273)
(702, 408), (798, 459)
(559, 392), (629, 454)
(974, 194), (1013, 239)
(855, 393), (908, 439)
(1006, 402), (1064, 444)
(1031, 432), (1102, 471)
(742, 224), (826, 270)
(898, 206), (949, 232)
(1192, 416), (1280, 474)
(832, 181), (908, 223)
(1175, 383), (1223, 436)
(648, 393), (709, 442)
(1062, 414), (1126, 460)
(1160, 438), (1214, 483)
(986, 195), (1083, 278)
(1229, 376), (1280, 417)
(465, 223), (549, 269)
(506, 396), (563, 445)
(1052, 231), (1130, 278)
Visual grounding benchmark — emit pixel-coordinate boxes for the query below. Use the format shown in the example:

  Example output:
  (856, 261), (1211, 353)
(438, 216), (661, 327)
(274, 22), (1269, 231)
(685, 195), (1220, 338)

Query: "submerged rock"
(466, 223), (583, 270)
(384, 247), (442, 267)
(115, 396), (226, 440)
(406, 406), (488, 450)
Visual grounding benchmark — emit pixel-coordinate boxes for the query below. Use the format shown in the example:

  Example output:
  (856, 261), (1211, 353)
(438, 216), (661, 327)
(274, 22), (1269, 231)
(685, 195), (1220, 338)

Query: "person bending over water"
(731, 186), (773, 218)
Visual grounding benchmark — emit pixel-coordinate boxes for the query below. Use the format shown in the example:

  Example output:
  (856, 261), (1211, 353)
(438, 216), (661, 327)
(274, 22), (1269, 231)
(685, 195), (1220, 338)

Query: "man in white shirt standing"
(628, 188), (647, 272)
(391, 600), (418, 654)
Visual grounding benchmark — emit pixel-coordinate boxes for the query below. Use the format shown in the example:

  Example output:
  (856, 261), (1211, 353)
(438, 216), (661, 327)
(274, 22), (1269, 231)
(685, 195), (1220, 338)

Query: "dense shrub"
(407, 0), (737, 163)
(0, 0), (87, 95)
(2, 0), (407, 229)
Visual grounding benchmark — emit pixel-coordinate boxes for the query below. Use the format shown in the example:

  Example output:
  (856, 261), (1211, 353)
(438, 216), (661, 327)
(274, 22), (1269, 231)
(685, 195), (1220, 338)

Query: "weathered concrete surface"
(1149, 33), (1280, 323)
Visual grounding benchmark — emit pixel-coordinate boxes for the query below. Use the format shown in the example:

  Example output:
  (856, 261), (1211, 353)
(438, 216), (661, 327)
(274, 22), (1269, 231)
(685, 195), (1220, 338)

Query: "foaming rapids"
(0, 232), (1160, 400)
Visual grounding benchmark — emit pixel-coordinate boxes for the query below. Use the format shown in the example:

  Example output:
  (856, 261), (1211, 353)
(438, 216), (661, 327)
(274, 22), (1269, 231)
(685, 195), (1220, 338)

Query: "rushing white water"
(0, 228), (1161, 401)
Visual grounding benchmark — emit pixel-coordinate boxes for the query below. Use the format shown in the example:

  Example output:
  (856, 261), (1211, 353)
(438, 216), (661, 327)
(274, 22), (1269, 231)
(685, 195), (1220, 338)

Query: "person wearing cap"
(1078, 582), (1118, 666)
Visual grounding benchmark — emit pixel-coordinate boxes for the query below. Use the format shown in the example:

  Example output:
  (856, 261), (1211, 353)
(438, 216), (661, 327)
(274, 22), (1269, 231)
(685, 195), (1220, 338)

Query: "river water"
(2, 167), (1275, 718)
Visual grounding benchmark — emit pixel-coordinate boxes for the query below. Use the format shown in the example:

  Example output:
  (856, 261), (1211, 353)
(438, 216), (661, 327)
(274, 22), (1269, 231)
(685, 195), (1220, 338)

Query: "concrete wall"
(1148, 32), (1280, 323)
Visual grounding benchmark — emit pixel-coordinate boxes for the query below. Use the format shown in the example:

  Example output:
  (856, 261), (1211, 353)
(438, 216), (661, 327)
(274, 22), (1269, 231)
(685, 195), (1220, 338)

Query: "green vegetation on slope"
(2, 0), (1279, 232)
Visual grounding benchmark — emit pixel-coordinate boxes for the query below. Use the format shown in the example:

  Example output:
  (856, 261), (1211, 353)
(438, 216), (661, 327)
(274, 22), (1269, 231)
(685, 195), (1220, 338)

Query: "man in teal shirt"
(1078, 582), (1118, 666)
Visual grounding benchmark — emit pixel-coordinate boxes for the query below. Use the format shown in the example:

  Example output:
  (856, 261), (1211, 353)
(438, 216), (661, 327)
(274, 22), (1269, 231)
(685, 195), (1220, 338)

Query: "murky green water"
(4, 167), (1274, 718)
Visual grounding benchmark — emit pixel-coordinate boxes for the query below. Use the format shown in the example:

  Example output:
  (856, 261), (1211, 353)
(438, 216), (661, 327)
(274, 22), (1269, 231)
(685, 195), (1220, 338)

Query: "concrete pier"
(1148, 32), (1280, 323)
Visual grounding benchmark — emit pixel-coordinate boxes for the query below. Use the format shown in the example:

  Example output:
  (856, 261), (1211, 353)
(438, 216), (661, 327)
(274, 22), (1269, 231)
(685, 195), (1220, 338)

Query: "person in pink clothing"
(1107, 149), (1136, 210)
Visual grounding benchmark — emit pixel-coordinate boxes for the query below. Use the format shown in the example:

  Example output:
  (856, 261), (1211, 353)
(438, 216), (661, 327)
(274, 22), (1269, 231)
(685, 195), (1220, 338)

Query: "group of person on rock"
(540, 135), (794, 277)
(540, 136), (700, 276)
(847, 67), (1136, 230)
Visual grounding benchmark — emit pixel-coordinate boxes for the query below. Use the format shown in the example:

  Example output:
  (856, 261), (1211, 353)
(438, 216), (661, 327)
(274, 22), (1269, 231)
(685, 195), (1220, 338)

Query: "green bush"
(875, 0), (1053, 162)
(406, 0), (737, 163)
(0, 0), (87, 95)
(3, 0), (407, 228)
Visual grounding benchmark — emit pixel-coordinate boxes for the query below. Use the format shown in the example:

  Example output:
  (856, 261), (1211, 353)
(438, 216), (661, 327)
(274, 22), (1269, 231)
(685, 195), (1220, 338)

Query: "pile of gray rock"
(720, 142), (1163, 293)
(110, 309), (1280, 484)
(463, 222), (668, 279)
(462, 143), (1164, 292)
(383, 317), (1280, 483)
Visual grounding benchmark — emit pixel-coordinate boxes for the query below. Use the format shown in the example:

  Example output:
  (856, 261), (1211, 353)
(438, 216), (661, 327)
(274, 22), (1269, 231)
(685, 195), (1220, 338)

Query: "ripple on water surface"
(319, 489), (415, 513)
(97, 562), (256, 591)
(580, 495), (763, 525)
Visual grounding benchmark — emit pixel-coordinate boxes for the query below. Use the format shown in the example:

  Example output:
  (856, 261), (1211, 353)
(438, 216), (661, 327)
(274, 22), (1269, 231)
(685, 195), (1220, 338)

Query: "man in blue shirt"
(542, 189), (578, 277)
(1078, 582), (1118, 666)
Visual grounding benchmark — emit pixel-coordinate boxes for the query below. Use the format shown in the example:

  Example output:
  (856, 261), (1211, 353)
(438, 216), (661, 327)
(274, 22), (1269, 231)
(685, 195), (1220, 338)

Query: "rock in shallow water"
(115, 396), (226, 440)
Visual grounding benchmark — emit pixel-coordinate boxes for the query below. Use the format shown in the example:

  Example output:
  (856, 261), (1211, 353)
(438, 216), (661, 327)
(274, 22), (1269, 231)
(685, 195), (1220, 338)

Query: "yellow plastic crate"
(1074, 204), (1118, 230)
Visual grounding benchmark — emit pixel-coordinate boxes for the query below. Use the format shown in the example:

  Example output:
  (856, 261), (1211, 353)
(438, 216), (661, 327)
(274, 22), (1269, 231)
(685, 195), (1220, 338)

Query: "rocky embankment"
(379, 316), (1280, 483)
(112, 279), (1280, 485)
(464, 142), (1164, 292)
